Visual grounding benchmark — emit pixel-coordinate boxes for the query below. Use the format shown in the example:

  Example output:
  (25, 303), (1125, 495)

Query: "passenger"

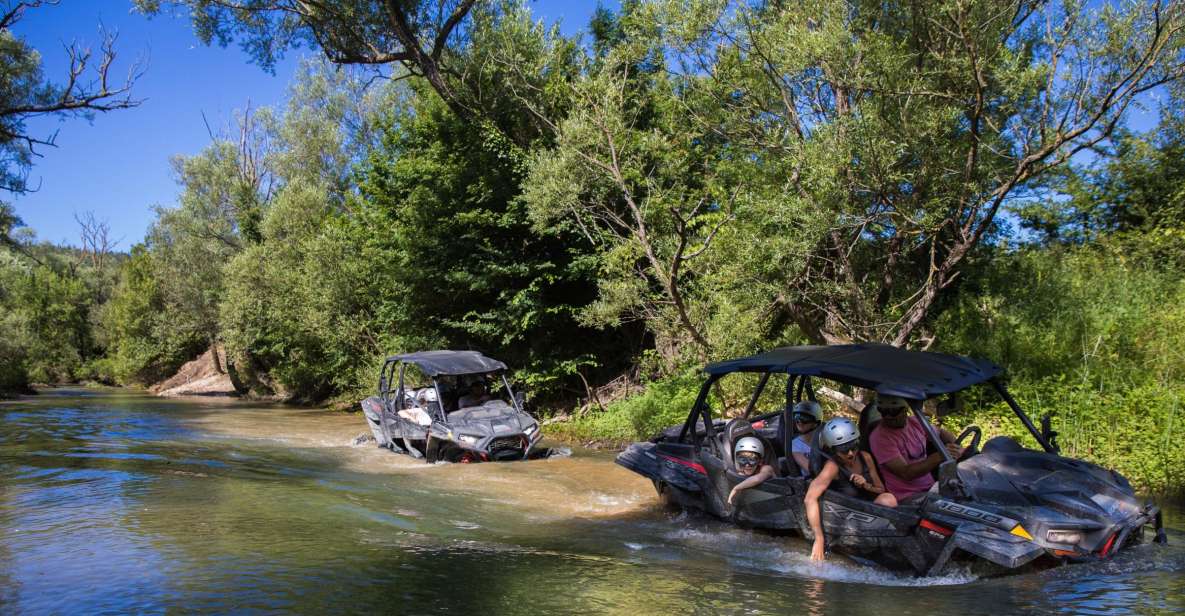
(457, 380), (492, 408)
(727, 437), (776, 505)
(806, 418), (897, 561)
(868, 395), (964, 503)
(790, 400), (823, 477)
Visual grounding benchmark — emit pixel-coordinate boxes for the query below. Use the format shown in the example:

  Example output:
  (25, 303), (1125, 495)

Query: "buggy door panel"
(700, 452), (734, 518)
(818, 493), (919, 537)
(731, 476), (801, 530)
(655, 441), (708, 492)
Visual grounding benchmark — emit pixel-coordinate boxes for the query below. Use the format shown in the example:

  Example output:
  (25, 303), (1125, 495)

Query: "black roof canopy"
(704, 343), (1002, 400)
(390, 350), (508, 377)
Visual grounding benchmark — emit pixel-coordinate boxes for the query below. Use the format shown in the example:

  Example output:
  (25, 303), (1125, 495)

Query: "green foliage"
(934, 246), (1185, 491)
(549, 371), (702, 444)
(955, 380), (1183, 494)
(0, 244), (118, 388)
(936, 247), (1185, 385)
(351, 86), (619, 402)
(219, 180), (351, 400)
(98, 246), (204, 385)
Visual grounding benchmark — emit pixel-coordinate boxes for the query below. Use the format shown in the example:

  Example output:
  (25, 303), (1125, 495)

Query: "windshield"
(436, 372), (512, 412)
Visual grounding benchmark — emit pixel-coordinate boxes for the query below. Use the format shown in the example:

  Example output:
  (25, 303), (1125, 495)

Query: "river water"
(1, 388), (1182, 614)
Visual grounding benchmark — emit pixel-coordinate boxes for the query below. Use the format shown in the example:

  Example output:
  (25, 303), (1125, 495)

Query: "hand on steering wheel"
(954, 425), (982, 458)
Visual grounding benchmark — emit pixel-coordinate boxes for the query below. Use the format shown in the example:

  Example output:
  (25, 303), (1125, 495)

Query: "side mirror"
(514, 392), (527, 410)
(1040, 414), (1060, 453)
(936, 394), (964, 418)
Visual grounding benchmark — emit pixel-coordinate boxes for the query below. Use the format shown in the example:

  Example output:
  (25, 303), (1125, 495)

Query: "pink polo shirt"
(869, 415), (935, 499)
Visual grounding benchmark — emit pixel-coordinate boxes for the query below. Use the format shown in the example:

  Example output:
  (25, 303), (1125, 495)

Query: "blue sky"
(9, 0), (609, 249)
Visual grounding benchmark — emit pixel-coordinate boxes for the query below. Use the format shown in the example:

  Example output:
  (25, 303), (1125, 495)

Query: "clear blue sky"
(9, 1), (609, 249)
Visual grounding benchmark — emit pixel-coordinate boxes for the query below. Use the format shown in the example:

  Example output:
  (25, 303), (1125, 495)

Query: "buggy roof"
(390, 350), (508, 377)
(704, 343), (1002, 400)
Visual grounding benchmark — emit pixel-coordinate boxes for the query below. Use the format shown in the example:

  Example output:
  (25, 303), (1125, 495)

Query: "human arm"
(880, 451), (945, 481)
(857, 452), (886, 495)
(792, 452), (810, 476)
(805, 460), (838, 561)
(728, 465), (776, 504)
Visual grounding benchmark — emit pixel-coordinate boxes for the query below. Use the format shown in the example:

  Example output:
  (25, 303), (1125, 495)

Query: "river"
(1, 388), (1182, 614)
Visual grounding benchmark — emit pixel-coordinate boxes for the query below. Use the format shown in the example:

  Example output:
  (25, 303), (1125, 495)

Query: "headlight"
(524, 424), (537, 435)
(1046, 529), (1084, 544)
(458, 434), (480, 445)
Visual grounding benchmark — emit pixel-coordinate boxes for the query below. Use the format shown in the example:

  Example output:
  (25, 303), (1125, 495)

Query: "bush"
(550, 372), (702, 444)
(953, 379), (1183, 494)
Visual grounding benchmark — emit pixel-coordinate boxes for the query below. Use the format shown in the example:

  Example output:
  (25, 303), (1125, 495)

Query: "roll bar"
(990, 378), (1059, 454)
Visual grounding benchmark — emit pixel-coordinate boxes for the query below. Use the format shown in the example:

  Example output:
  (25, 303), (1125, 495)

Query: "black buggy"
(360, 350), (559, 463)
(615, 343), (1167, 576)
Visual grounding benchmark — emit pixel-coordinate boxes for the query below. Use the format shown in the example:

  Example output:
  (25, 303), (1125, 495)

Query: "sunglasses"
(833, 441), (860, 455)
(793, 414), (818, 423)
(736, 453), (761, 467)
(880, 405), (908, 418)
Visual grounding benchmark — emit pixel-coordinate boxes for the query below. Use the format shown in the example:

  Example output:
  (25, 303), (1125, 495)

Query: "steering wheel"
(954, 425), (982, 459)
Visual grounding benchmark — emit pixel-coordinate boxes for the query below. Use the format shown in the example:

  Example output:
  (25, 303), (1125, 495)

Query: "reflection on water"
(1, 388), (1183, 614)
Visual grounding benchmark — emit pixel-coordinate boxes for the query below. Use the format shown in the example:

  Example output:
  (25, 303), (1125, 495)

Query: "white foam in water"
(587, 491), (642, 509)
(449, 520), (481, 530)
(658, 520), (979, 587)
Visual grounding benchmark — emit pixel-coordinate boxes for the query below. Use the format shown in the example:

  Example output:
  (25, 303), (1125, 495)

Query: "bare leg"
(874, 492), (898, 508)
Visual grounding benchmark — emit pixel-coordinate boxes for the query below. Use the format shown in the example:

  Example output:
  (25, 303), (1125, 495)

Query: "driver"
(868, 394), (964, 502)
(727, 437), (776, 505)
(457, 379), (493, 408)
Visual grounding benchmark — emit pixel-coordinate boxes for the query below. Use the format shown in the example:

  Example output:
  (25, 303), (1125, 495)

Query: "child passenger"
(727, 436), (776, 505)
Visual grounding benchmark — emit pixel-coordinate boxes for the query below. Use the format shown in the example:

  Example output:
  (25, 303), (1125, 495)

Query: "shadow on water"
(1, 388), (1184, 614)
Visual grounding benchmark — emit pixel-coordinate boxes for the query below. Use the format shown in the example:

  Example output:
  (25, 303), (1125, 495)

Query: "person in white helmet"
(727, 436), (776, 505)
(806, 417), (897, 562)
(790, 400), (823, 477)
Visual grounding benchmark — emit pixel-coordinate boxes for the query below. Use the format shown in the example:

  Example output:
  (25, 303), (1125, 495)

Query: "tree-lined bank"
(2, 0), (1184, 492)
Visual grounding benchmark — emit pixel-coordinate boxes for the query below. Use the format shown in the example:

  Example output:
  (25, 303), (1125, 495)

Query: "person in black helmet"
(790, 400), (823, 477)
(805, 417), (897, 562)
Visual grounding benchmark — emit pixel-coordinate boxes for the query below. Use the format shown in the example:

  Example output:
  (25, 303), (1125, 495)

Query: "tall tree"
(1, 0), (141, 195)
(134, 0), (480, 119)
(531, 0), (1185, 362)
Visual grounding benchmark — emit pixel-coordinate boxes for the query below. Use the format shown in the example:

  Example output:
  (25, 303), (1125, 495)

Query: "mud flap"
(360, 397), (389, 446)
(925, 533), (961, 576)
(946, 523), (1045, 569)
(405, 433), (424, 459)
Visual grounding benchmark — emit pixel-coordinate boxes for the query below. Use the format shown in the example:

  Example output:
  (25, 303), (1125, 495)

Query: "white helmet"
(792, 400), (822, 422)
(820, 417), (860, 450)
(734, 436), (765, 458)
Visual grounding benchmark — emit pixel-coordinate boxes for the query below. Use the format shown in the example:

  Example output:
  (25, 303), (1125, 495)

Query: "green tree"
(99, 245), (202, 385)
(350, 86), (619, 400)
(135, 0), (480, 119)
(1, 1), (140, 196)
(1021, 82), (1185, 263)
(526, 0), (1185, 367)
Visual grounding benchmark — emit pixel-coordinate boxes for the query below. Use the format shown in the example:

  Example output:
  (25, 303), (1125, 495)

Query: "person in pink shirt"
(868, 395), (964, 502)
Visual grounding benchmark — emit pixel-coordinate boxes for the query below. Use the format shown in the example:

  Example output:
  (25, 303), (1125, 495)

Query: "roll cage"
(375, 352), (526, 450)
(674, 344), (1060, 497)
